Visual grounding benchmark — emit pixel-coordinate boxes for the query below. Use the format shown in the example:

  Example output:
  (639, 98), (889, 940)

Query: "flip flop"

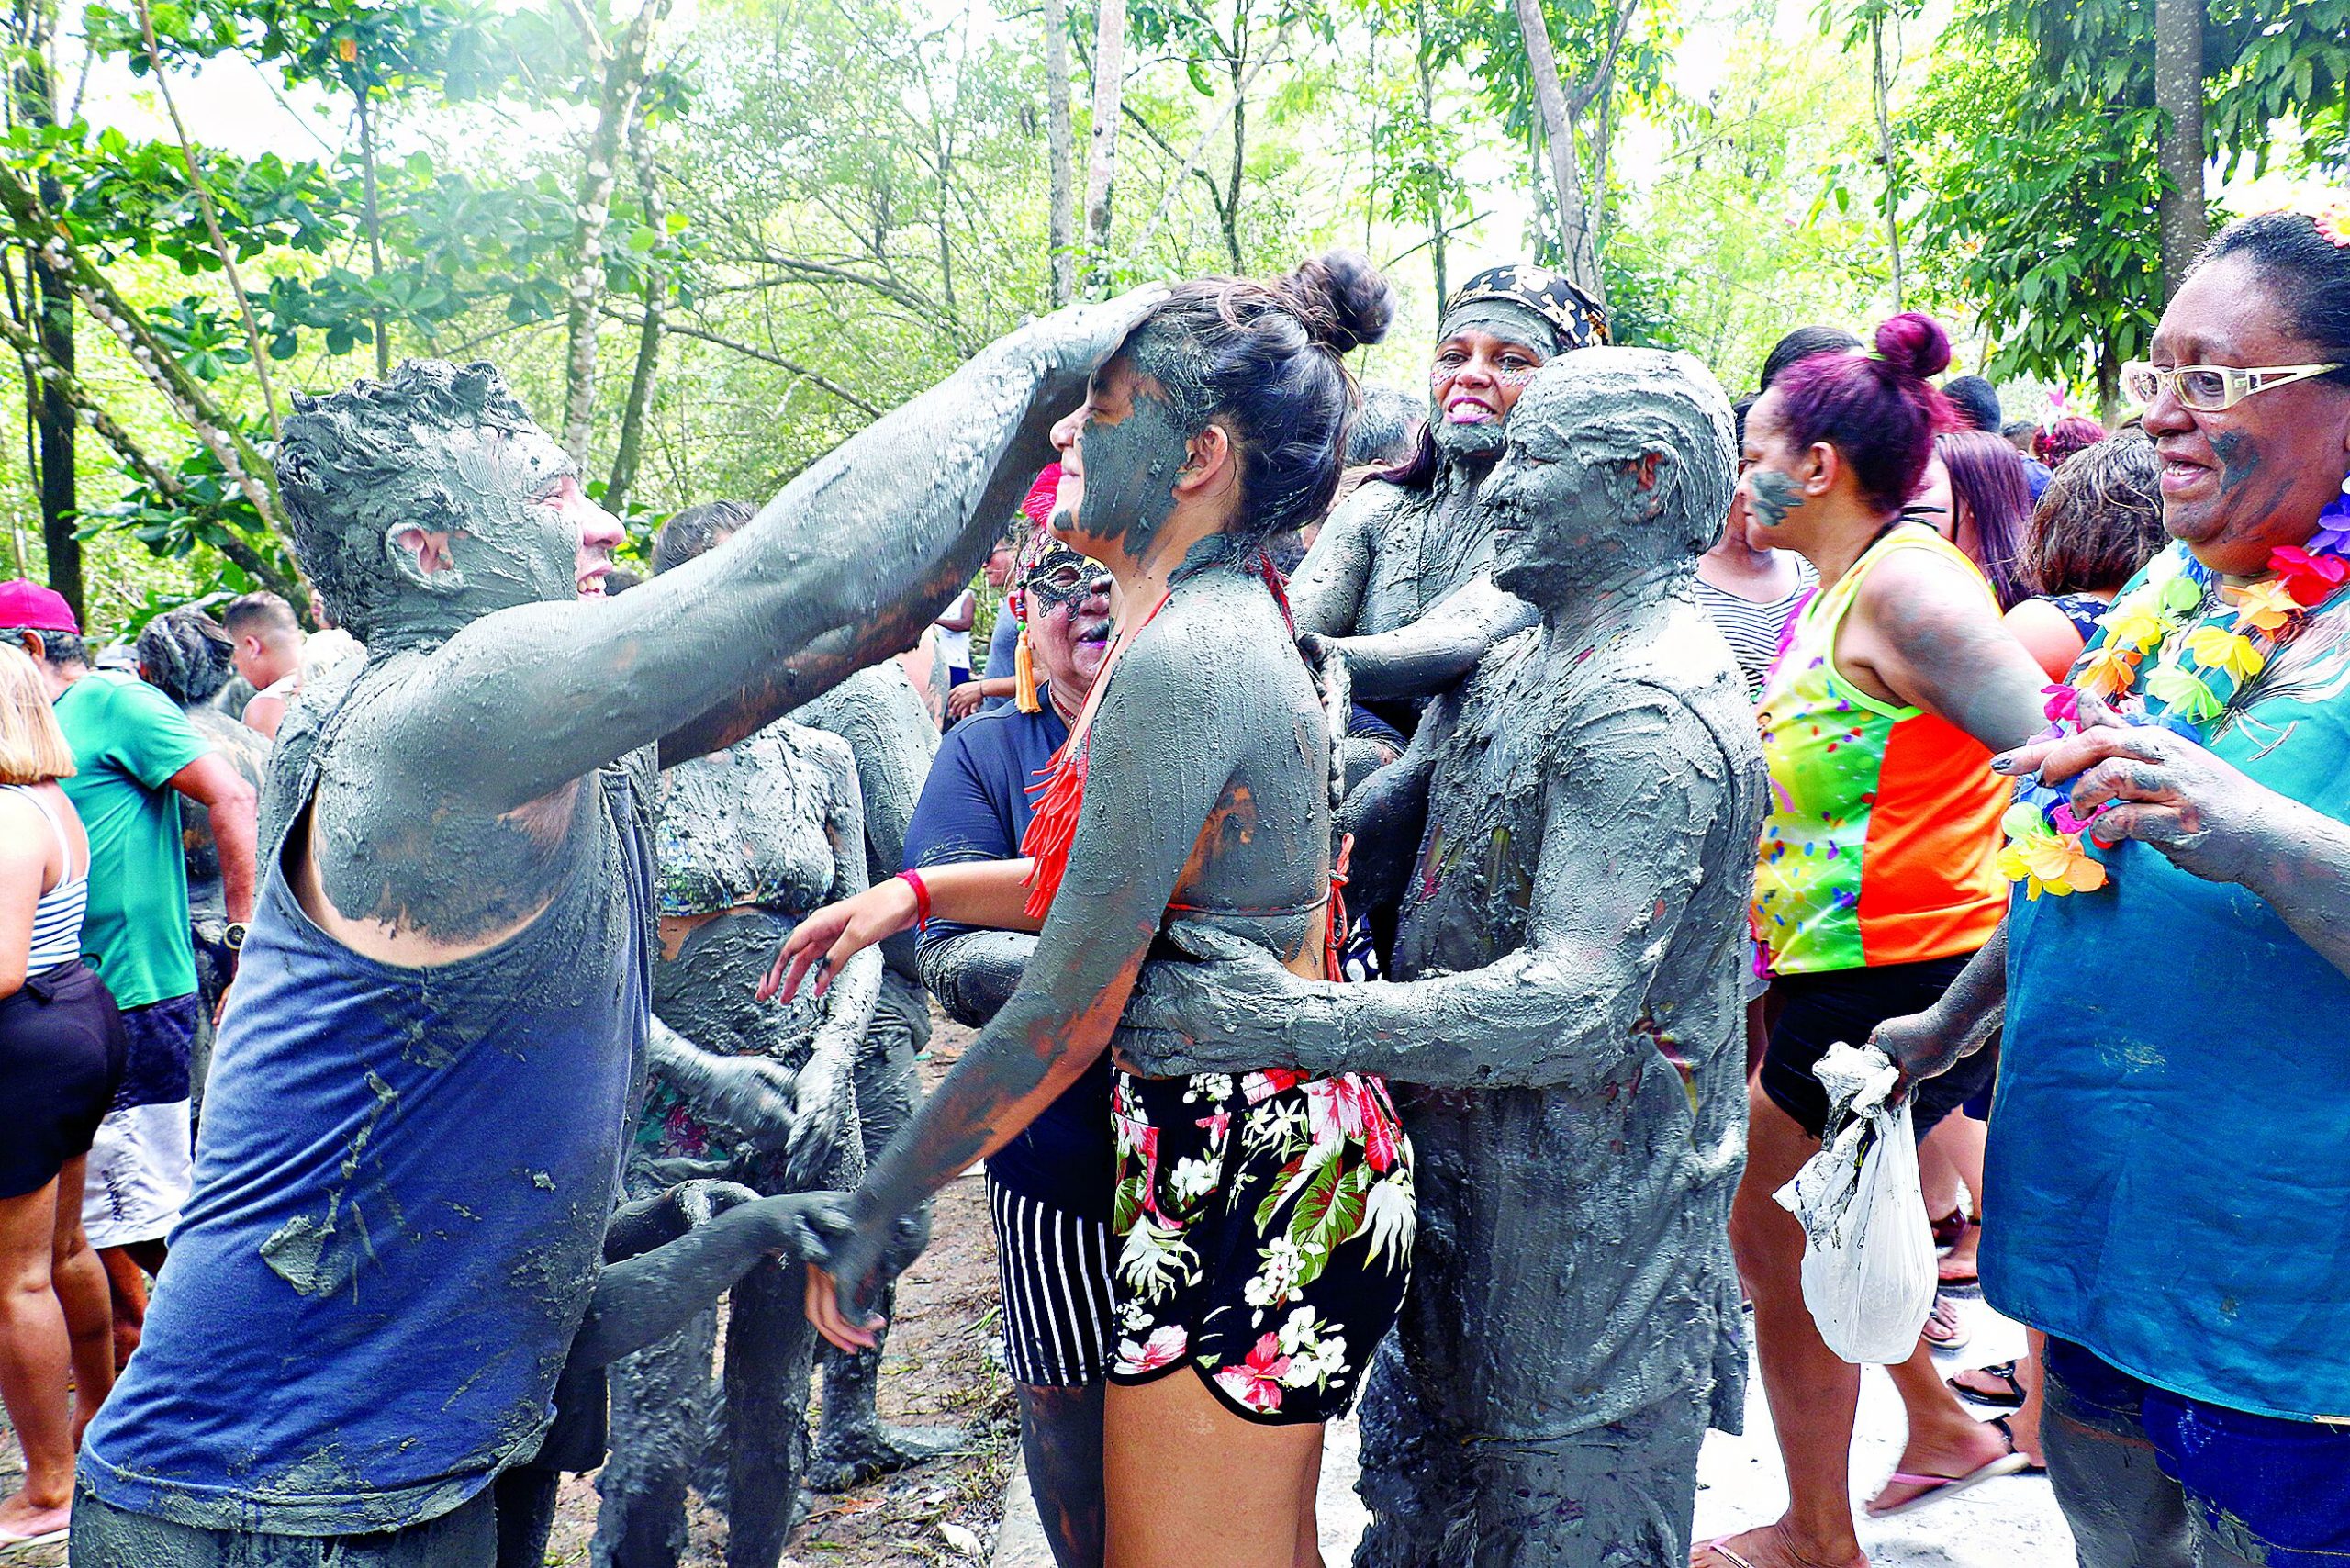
(1693, 1539), (1759, 1568)
(0, 1524), (69, 1551)
(1865, 1416), (2034, 1518)
(1919, 1294), (1970, 1353)
(1949, 1358), (2027, 1408)
(1990, 1413), (2046, 1475)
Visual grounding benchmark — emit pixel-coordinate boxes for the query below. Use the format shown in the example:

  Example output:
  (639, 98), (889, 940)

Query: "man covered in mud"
(1289, 263), (1605, 720)
(71, 295), (1149, 1567)
(1123, 348), (1766, 1566)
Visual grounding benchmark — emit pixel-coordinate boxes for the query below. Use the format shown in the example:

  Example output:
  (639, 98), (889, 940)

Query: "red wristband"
(897, 868), (934, 929)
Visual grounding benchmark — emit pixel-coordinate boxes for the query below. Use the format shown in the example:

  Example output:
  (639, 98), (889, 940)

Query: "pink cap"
(0, 578), (78, 634)
(1021, 465), (1062, 531)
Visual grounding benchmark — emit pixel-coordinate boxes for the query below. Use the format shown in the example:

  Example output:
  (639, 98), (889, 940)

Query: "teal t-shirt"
(1987, 552), (2350, 1421)
(54, 671), (209, 1009)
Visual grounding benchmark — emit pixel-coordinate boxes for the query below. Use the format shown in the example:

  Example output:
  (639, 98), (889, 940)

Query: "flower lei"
(1998, 479), (2350, 898)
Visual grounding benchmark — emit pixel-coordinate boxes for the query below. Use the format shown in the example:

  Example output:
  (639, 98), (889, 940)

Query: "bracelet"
(896, 868), (934, 929)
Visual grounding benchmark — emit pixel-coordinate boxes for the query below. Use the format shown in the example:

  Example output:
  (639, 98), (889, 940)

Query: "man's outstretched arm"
(1125, 691), (1744, 1091)
(1326, 577), (1536, 702)
(406, 293), (1160, 809)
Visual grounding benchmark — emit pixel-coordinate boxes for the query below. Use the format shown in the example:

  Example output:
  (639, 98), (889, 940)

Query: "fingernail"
(1990, 755), (2017, 773)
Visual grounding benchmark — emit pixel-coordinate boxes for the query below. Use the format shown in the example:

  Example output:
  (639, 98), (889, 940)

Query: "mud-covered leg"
(810, 977), (966, 1490)
(1353, 1336), (1471, 1568)
(720, 1260), (820, 1568)
(594, 1309), (719, 1568)
(1020, 1383), (1107, 1568)
(1463, 1394), (1707, 1568)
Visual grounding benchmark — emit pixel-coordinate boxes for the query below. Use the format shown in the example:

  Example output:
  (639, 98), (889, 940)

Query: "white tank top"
(9, 784), (86, 975)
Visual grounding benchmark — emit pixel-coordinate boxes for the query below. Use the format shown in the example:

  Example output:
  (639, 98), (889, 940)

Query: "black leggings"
(0, 960), (126, 1199)
(1762, 954), (1992, 1139)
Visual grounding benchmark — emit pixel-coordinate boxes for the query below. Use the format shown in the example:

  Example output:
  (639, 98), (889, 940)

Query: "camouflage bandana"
(1440, 263), (1609, 353)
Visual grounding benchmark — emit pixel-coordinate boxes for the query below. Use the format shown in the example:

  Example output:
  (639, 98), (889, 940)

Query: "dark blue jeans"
(2042, 1338), (2350, 1568)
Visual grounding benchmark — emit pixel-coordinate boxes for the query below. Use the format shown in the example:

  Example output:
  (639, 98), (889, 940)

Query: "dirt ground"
(0, 1014), (1017, 1568)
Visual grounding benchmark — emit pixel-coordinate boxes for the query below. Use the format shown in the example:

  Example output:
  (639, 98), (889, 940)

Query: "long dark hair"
(1129, 251), (1396, 549)
(1935, 429), (2034, 610)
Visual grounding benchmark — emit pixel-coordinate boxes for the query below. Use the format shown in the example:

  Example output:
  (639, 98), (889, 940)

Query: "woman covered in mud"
(766, 252), (1415, 1568)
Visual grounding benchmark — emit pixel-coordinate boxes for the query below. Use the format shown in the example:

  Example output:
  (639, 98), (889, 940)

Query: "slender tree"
(1044, 0), (1077, 305)
(1082, 0), (1127, 291)
(2153, 0), (2206, 300)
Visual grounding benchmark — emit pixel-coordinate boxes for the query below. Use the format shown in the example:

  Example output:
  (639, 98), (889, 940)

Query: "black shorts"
(0, 960), (127, 1199)
(989, 1180), (1115, 1387)
(1762, 954), (1988, 1139)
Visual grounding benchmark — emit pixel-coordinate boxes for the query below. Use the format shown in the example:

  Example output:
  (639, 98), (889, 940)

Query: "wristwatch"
(223, 922), (249, 953)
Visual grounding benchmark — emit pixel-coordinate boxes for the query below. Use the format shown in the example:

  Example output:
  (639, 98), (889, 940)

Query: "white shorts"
(82, 1099), (192, 1249)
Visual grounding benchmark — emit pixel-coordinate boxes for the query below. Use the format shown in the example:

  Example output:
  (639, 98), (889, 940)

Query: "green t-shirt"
(54, 671), (210, 1009)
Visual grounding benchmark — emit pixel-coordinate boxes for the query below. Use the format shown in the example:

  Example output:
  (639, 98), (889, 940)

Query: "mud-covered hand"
(694, 1056), (803, 1152)
(802, 1195), (929, 1353)
(1013, 286), (1172, 405)
(1868, 1004), (1974, 1090)
(1118, 924), (1317, 1077)
(1998, 720), (2266, 886)
(759, 878), (920, 1003)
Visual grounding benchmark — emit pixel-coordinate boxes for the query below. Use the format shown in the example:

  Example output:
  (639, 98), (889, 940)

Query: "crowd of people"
(0, 196), (2344, 1568)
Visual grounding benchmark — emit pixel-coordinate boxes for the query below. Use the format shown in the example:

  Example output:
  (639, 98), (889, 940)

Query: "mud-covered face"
(395, 420), (623, 619)
(1483, 381), (1645, 608)
(1429, 303), (1556, 462)
(1738, 389), (1818, 554)
(2142, 254), (2350, 576)
(1046, 353), (1192, 566)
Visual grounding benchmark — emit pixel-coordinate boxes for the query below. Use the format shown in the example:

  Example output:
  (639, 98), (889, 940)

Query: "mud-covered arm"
(645, 1018), (800, 1151)
(382, 296), (1157, 810)
(1287, 482), (1389, 638)
(1331, 691), (1451, 916)
(917, 929), (1035, 1028)
(1323, 577), (1537, 702)
(1872, 924), (2009, 1087)
(831, 616), (1246, 1278)
(1856, 549), (2050, 755)
(570, 1186), (827, 1369)
(1124, 689), (1733, 1089)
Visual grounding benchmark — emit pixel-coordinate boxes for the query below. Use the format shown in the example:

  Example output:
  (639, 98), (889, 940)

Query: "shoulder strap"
(4, 783), (75, 883)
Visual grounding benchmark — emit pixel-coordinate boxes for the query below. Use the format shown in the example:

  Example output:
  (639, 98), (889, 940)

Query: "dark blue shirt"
(903, 692), (1114, 1220)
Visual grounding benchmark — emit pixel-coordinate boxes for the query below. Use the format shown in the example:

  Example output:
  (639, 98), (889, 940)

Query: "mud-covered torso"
(1345, 477), (1501, 640)
(655, 721), (849, 922)
(1388, 599), (1765, 1439)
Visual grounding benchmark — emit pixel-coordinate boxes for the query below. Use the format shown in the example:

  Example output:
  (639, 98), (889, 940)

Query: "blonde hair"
(0, 643), (75, 784)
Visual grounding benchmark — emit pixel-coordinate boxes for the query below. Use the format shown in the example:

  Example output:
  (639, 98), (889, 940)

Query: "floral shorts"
(1106, 1065), (1415, 1425)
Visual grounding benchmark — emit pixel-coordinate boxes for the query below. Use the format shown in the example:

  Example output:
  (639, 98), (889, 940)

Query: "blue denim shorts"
(2044, 1338), (2350, 1567)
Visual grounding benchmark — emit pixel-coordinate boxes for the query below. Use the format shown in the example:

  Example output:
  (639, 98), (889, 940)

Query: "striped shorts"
(989, 1178), (1116, 1388)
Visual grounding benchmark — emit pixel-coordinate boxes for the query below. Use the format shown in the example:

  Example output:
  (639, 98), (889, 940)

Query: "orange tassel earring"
(1014, 625), (1041, 712)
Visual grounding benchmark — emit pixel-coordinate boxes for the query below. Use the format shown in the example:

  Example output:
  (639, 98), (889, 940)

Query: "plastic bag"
(1773, 1041), (1937, 1364)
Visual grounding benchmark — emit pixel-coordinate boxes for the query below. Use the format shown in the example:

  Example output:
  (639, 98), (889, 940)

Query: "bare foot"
(1938, 1222), (1981, 1283)
(1692, 1522), (1867, 1568)
(0, 1490), (73, 1545)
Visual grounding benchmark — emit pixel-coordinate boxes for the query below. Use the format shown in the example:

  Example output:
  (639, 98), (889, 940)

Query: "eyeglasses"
(2121, 361), (2344, 413)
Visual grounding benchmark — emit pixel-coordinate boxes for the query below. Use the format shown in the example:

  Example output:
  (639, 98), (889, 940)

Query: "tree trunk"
(1081, 0), (1126, 294)
(1509, 0), (1601, 300)
(1223, 40), (1246, 272)
(355, 90), (390, 378)
(562, 0), (673, 463)
(1043, 0), (1076, 306)
(8, 6), (75, 613)
(1416, 4), (1445, 304)
(1872, 13), (1903, 311)
(603, 118), (665, 518)
(2153, 0), (2206, 301)
(2096, 331), (2121, 427)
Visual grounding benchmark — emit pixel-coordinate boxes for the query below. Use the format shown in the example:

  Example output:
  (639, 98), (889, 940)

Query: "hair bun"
(1284, 251), (1396, 355)
(1874, 311), (1953, 381)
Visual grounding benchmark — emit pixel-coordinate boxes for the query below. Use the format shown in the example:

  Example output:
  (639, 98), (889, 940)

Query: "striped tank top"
(1751, 525), (2008, 975)
(8, 784), (86, 975)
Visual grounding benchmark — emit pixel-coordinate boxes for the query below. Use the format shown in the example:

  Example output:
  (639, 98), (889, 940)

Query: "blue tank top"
(79, 762), (652, 1533)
